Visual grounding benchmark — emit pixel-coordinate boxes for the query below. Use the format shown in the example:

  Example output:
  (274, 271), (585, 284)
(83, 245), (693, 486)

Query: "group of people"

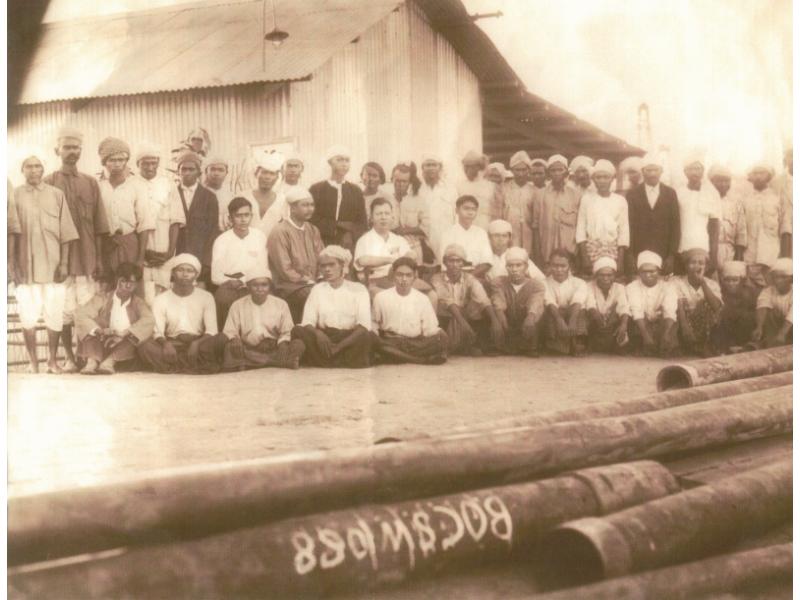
(7, 125), (793, 375)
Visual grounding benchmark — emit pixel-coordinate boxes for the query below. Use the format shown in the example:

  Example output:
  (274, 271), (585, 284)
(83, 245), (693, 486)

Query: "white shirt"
(98, 175), (154, 235)
(301, 280), (371, 331)
(136, 174), (172, 253)
(544, 275), (588, 308)
(242, 189), (289, 240)
(211, 228), (268, 286)
(672, 276), (722, 311)
(676, 183), (722, 252)
(208, 185), (235, 231)
(488, 250), (545, 281)
(329, 179), (344, 220)
(223, 294), (294, 345)
(109, 294), (133, 334)
(586, 281), (631, 317)
(439, 223), (493, 267)
(626, 279), (678, 322)
(417, 180), (457, 260)
(456, 176), (496, 231)
(152, 288), (218, 338)
(372, 287), (440, 337)
(179, 182), (199, 210)
(645, 184), (660, 209)
(354, 228), (412, 279)
(757, 286), (792, 323)
(575, 192), (630, 247)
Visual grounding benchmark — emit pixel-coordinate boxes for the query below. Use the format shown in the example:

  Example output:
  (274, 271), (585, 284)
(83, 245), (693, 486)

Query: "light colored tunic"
(756, 286), (792, 323)
(778, 174), (792, 236)
(626, 279), (678, 322)
(136, 174), (173, 293)
(372, 287), (440, 337)
(676, 183), (722, 252)
(672, 276), (722, 311)
(223, 294), (294, 345)
(586, 281), (631, 317)
(530, 182), (582, 258)
(456, 176), (499, 231)
(98, 175), (154, 235)
(209, 185), (235, 231)
(353, 228), (412, 279)
(439, 223), (493, 267)
(152, 288), (218, 338)
(267, 219), (325, 296)
(431, 271), (491, 309)
(718, 193), (747, 265)
(488, 250), (545, 281)
(301, 280), (371, 331)
(742, 187), (782, 266)
(241, 188), (289, 240)
(544, 275), (588, 309)
(500, 180), (536, 250)
(211, 228), (268, 286)
(417, 180), (457, 261)
(575, 192), (630, 247)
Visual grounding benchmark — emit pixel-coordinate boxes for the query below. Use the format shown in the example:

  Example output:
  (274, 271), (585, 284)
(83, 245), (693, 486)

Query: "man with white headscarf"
(280, 155), (305, 196)
(241, 152), (288, 239)
(625, 250), (678, 357)
(529, 158), (548, 189)
(617, 156), (643, 194)
(568, 155), (594, 196)
(417, 153), (457, 261)
(676, 152), (722, 275)
(501, 151), (536, 251)
(309, 145), (367, 251)
(586, 255), (630, 354)
(752, 257), (792, 348)
(741, 161), (783, 268)
(708, 164), (746, 266)
(456, 150), (502, 231)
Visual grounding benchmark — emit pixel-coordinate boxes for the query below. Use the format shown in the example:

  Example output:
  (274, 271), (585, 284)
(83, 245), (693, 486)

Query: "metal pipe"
(537, 460), (792, 587)
(533, 543), (792, 600)
(8, 461), (679, 598)
(656, 345), (792, 391)
(9, 387), (791, 566)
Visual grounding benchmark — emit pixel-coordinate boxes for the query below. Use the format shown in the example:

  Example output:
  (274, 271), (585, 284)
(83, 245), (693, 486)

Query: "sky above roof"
(44, 0), (793, 173)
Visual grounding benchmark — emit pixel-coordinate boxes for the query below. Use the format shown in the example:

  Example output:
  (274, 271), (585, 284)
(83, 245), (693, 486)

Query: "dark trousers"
(371, 331), (448, 364)
(137, 333), (225, 374)
(214, 285), (248, 330)
(290, 326), (373, 368)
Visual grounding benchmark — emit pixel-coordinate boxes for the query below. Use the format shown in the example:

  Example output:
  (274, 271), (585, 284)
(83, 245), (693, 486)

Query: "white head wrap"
(530, 158), (548, 168)
(569, 155), (594, 172)
(505, 247), (529, 263)
(721, 261), (747, 278)
(488, 219), (513, 235)
(641, 153), (662, 170)
(461, 150), (486, 166)
(683, 149), (706, 169)
(135, 142), (162, 164)
(325, 145), (350, 162)
(166, 253), (201, 274)
(18, 147), (48, 172)
(509, 150), (532, 169)
(707, 164), (732, 179)
(547, 154), (569, 168)
(284, 186), (312, 204)
(245, 266), (273, 283)
(771, 258), (792, 276)
(256, 152), (284, 173)
(319, 245), (353, 268)
(620, 156), (644, 172)
(637, 250), (663, 270)
(421, 153), (443, 165)
(592, 256), (618, 274)
(748, 161), (776, 178)
(591, 159), (616, 177)
(443, 243), (467, 260)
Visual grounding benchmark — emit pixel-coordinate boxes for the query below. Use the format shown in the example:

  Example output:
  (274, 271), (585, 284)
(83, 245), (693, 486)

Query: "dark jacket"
(626, 183), (681, 261)
(75, 292), (154, 344)
(175, 183), (219, 268)
(309, 180), (367, 249)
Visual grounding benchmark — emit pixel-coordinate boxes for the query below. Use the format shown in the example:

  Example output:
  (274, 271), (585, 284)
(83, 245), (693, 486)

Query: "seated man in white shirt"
(752, 258), (792, 348)
(75, 263), (155, 374)
(625, 251), (679, 357)
(542, 249), (589, 356)
(439, 195), (494, 279)
(673, 248), (723, 357)
(586, 256), (630, 355)
(211, 196), (268, 326)
(371, 257), (448, 365)
(137, 253), (223, 374)
(291, 245), (373, 368)
(487, 219), (545, 282)
(222, 267), (305, 371)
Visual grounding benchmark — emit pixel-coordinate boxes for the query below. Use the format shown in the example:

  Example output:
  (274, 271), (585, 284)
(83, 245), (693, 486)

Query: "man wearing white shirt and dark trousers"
(676, 156), (721, 275)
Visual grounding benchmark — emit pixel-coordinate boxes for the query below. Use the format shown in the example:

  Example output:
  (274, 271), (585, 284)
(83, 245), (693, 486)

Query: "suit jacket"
(75, 292), (154, 344)
(175, 183), (220, 268)
(309, 180), (367, 248)
(626, 183), (681, 260)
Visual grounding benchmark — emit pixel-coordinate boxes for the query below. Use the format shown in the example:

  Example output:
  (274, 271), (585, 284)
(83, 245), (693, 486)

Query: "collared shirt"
(431, 271), (491, 309)
(267, 219), (325, 295)
(490, 276), (546, 320)
(44, 165), (110, 277)
(328, 179), (344, 221)
(672, 276), (722, 311)
(207, 184), (235, 231)
(152, 288), (218, 338)
(110, 294), (133, 334)
(372, 287), (440, 337)
(719, 193), (747, 251)
(756, 286), (792, 323)
(645, 184), (660, 209)
(529, 182), (582, 258)
(742, 187), (782, 266)
(136, 174), (173, 253)
(544, 275), (588, 308)
(500, 180), (536, 250)
(11, 182), (80, 284)
(301, 280), (371, 331)
(243, 188), (289, 239)
(354, 228), (412, 279)
(676, 183), (722, 252)
(223, 294), (294, 345)
(417, 180), (457, 260)
(456, 176), (499, 231)
(98, 174), (154, 235)
(488, 250), (545, 281)
(576, 192), (630, 247)
(439, 222), (493, 266)
(586, 281), (631, 317)
(179, 182), (199, 210)
(211, 228), (268, 286)
(626, 279), (678, 321)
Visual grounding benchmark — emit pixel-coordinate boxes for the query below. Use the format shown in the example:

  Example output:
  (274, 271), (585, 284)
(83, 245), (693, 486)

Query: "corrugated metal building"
(8, 0), (641, 188)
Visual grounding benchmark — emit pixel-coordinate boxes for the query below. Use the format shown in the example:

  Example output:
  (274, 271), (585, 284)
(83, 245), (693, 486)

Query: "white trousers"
(16, 283), (66, 331)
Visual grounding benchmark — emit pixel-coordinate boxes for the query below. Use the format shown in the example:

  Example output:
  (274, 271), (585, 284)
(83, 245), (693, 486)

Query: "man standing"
(742, 162), (783, 269)
(676, 155), (721, 275)
(501, 151), (536, 251)
(625, 153), (681, 278)
(708, 164), (746, 266)
(97, 137), (154, 274)
(417, 153), (457, 262)
(309, 146), (367, 250)
(617, 156), (643, 194)
(168, 150), (219, 287)
(281, 155), (305, 196)
(569, 155), (595, 196)
(777, 148), (792, 258)
(10, 152), (80, 373)
(456, 150), (500, 231)
(202, 157), (233, 231)
(244, 153), (288, 239)
(529, 158), (548, 190)
(44, 126), (110, 372)
(267, 187), (325, 323)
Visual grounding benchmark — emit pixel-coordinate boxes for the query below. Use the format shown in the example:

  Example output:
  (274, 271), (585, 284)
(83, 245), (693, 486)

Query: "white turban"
(721, 261), (747, 278)
(166, 253), (201, 274)
(569, 155), (594, 172)
(592, 256), (618, 274)
(488, 219), (513, 235)
(443, 243), (467, 260)
(641, 153), (661, 169)
(707, 164), (732, 179)
(204, 156), (229, 170)
(620, 156), (644, 172)
(18, 147), (48, 172)
(319, 245), (352, 267)
(284, 186), (312, 204)
(637, 250), (663, 270)
(505, 247), (529, 263)
(683, 149), (706, 169)
(487, 162), (505, 175)
(421, 153), (443, 165)
(509, 150), (531, 169)
(325, 145), (350, 162)
(245, 266), (273, 283)
(257, 152), (284, 173)
(547, 154), (568, 168)
(56, 126), (83, 143)
(748, 161), (776, 178)
(592, 159), (616, 177)
(530, 158), (548, 168)
(771, 258), (792, 276)
(284, 154), (304, 165)
(462, 150), (486, 166)
(135, 142), (162, 164)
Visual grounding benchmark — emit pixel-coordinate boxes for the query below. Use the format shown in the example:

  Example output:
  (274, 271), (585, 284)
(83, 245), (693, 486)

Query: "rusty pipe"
(8, 387), (791, 566)
(656, 345), (792, 390)
(537, 460), (792, 588)
(8, 461), (679, 598)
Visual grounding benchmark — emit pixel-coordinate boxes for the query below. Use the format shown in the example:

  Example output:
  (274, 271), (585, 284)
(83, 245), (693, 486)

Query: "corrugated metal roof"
(18, 0), (401, 104)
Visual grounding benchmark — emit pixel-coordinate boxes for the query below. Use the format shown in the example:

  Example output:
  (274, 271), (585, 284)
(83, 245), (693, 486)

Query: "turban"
(135, 142), (161, 164)
(421, 153), (443, 165)
(284, 186), (312, 204)
(284, 154), (304, 166)
(641, 153), (661, 169)
(530, 158), (547, 168)
(245, 266), (273, 283)
(771, 258), (792, 276)
(443, 243), (467, 260)
(18, 148), (48, 171)
(325, 145), (350, 162)
(637, 250), (662, 270)
(56, 126), (83, 143)
(721, 261), (747, 278)
(707, 164), (732, 179)
(620, 156), (644, 172)
(592, 256), (618, 274)
(319, 245), (352, 267)
(256, 152), (284, 173)
(505, 247), (529, 263)
(748, 161), (775, 178)
(488, 219), (513, 235)
(98, 137), (131, 164)
(569, 155), (594, 172)
(509, 150), (531, 169)
(487, 162), (506, 175)
(592, 159), (616, 177)
(177, 150), (203, 170)
(682, 149), (705, 169)
(188, 128), (207, 140)
(547, 154), (568, 168)
(204, 156), (229, 170)
(683, 247), (709, 263)
(461, 150), (487, 166)
(166, 253), (201, 274)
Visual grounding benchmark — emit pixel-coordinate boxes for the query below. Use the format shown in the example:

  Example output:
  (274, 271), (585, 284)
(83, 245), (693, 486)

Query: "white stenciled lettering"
(411, 510), (437, 558)
(380, 510), (417, 569)
(460, 498), (488, 541)
(355, 516), (379, 570)
(483, 495), (513, 545)
(291, 530), (317, 576)
(317, 527), (346, 569)
(432, 504), (465, 551)
(347, 525), (370, 562)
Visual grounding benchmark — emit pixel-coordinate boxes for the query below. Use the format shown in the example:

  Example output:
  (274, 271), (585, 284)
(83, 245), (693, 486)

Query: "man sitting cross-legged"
(542, 249), (588, 356)
(371, 257), (448, 365)
(751, 258), (792, 348)
(585, 256), (631, 355)
(625, 250), (679, 357)
(221, 267), (305, 371)
(76, 262), (154, 374)
(291, 246), (373, 368)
